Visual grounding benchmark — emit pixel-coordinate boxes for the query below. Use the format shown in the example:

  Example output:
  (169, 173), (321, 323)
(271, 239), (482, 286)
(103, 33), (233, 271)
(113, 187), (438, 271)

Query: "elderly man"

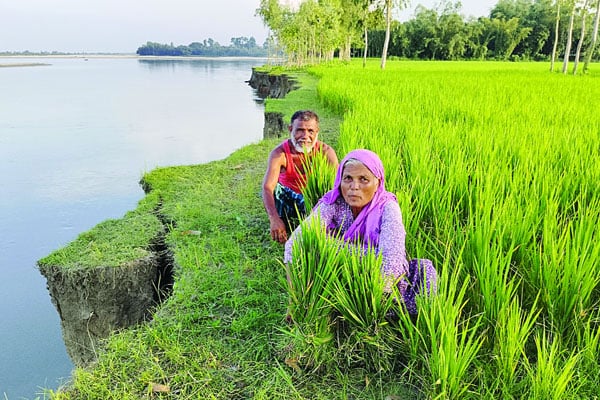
(262, 110), (338, 243)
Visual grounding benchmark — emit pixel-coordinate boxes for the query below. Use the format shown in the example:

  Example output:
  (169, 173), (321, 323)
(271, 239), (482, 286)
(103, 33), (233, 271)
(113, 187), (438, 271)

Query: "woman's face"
(340, 161), (379, 216)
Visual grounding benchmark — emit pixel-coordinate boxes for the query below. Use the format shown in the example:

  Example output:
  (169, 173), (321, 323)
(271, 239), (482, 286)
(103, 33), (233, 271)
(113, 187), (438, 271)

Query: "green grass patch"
(38, 194), (163, 270)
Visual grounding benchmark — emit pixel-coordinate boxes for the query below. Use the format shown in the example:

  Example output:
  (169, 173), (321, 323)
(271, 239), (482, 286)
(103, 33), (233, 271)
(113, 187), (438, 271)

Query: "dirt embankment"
(39, 218), (174, 367)
(247, 68), (297, 137)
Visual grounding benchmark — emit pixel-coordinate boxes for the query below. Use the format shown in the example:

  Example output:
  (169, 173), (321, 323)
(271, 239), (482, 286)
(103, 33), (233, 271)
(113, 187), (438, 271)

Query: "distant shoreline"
(0, 54), (269, 60)
(0, 54), (272, 67)
(0, 62), (51, 67)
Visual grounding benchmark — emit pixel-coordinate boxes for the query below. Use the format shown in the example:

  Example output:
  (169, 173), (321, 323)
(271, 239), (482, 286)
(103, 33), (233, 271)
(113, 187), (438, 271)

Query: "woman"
(284, 149), (436, 315)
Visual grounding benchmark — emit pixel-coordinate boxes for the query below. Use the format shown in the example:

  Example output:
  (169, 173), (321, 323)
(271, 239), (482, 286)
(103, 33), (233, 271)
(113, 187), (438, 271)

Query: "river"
(0, 56), (266, 399)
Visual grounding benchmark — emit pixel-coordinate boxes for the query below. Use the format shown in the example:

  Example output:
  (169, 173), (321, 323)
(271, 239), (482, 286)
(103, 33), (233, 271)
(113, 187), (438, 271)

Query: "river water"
(0, 56), (265, 399)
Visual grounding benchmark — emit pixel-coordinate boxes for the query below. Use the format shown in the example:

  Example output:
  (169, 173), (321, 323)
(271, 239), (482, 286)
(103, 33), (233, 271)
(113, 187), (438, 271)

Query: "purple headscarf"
(318, 149), (397, 247)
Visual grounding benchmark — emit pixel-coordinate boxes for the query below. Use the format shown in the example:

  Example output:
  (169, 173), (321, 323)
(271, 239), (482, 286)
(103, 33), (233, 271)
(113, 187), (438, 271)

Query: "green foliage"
(259, 0), (600, 63)
(136, 37), (267, 57)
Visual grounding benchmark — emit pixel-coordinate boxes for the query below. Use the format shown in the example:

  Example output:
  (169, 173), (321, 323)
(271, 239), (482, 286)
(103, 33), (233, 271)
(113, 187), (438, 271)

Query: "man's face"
(289, 117), (319, 153)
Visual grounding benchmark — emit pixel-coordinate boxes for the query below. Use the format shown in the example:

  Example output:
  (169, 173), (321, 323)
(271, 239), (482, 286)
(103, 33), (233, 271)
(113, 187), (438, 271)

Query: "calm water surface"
(0, 56), (265, 399)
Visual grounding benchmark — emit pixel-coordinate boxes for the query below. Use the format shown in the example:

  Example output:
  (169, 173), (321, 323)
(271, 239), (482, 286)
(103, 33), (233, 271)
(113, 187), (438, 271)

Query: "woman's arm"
(378, 201), (409, 293)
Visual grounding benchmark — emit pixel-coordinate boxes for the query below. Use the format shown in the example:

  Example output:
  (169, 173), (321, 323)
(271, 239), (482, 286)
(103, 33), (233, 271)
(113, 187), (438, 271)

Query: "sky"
(1, 1), (498, 54)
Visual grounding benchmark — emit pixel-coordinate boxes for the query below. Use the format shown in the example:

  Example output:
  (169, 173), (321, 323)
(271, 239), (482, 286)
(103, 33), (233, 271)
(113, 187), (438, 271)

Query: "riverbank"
(41, 70), (359, 399)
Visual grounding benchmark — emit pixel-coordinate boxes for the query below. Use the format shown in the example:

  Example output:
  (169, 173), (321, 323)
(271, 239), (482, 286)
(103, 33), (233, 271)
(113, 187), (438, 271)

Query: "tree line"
(136, 36), (268, 57)
(257, 0), (600, 73)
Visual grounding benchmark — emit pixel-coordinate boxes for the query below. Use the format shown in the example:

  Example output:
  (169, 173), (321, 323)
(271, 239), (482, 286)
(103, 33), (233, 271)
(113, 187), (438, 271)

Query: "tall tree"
(573, 0), (590, 74)
(562, 1), (577, 73)
(405, 6), (439, 59)
(438, 2), (469, 60)
(550, 0), (562, 70)
(519, 0), (555, 59)
(355, 0), (383, 67)
(256, 0), (288, 61)
(380, 0), (409, 69)
(338, 0), (367, 61)
(583, 0), (600, 73)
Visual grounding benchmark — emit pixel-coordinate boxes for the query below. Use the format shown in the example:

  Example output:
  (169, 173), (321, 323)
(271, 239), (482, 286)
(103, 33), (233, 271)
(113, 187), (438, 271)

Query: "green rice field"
(306, 59), (600, 398)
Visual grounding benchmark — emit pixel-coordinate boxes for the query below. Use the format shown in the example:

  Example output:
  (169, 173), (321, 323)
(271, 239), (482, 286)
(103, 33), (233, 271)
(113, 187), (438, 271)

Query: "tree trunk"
(573, 0), (589, 75)
(381, 0), (392, 69)
(345, 35), (352, 60)
(583, 0), (600, 73)
(550, 1), (561, 72)
(363, 24), (368, 68)
(562, 3), (577, 74)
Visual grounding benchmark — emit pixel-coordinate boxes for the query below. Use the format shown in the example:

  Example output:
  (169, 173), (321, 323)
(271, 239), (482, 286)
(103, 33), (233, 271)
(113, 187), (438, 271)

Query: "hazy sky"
(1, 1), (498, 53)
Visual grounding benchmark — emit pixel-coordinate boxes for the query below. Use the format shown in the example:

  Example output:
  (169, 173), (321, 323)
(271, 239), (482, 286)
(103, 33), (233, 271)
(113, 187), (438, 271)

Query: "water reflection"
(137, 57), (268, 73)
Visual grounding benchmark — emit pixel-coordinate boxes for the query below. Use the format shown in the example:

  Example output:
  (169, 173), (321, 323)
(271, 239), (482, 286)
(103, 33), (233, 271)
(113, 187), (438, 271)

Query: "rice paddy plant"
(284, 214), (343, 370)
(524, 334), (581, 399)
(416, 265), (484, 399)
(492, 296), (540, 397)
(529, 198), (600, 338)
(464, 194), (520, 322)
(324, 243), (400, 371)
(301, 149), (337, 211)
(573, 308), (600, 396)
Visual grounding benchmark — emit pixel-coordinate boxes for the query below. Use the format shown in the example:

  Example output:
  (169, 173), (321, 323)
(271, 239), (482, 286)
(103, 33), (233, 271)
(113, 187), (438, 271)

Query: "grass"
(41, 59), (600, 399)
(38, 193), (163, 270)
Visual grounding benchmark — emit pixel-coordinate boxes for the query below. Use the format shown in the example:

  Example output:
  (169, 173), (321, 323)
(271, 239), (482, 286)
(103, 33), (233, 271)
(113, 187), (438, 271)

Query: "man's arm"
(262, 147), (288, 243)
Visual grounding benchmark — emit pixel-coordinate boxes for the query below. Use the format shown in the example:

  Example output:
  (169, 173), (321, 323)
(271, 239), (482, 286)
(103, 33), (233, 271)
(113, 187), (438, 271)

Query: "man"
(262, 110), (338, 243)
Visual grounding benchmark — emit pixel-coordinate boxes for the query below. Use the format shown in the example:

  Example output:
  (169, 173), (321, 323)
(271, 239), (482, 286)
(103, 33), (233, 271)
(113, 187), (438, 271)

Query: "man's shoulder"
(270, 140), (289, 155)
(317, 141), (335, 153)
(268, 140), (289, 165)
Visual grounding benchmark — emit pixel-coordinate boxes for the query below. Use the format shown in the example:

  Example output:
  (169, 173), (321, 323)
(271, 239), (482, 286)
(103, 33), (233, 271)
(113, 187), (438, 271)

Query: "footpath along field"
(47, 60), (600, 399)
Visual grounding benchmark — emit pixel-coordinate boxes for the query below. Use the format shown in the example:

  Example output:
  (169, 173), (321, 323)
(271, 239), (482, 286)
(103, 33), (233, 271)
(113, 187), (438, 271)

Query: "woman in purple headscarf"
(284, 149), (436, 315)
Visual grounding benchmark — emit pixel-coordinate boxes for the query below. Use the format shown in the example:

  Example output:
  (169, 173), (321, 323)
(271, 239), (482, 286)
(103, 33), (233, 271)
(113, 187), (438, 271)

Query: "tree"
(562, 0), (577, 73)
(551, 0), (563, 71)
(437, 2), (469, 60)
(491, 0), (534, 20)
(583, 0), (600, 73)
(518, 0), (555, 59)
(380, 0), (409, 69)
(256, 0), (288, 60)
(405, 6), (439, 58)
(346, 0), (384, 67)
(337, 0), (365, 61)
(573, 0), (590, 74)
(489, 17), (532, 59)
(464, 17), (491, 59)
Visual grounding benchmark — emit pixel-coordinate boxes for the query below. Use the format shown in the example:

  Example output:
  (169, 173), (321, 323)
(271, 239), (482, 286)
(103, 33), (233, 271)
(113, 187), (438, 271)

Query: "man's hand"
(269, 216), (288, 243)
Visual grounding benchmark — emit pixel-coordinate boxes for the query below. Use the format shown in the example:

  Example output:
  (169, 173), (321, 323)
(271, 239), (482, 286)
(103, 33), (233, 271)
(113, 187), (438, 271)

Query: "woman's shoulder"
(381, 198), (402, 218)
